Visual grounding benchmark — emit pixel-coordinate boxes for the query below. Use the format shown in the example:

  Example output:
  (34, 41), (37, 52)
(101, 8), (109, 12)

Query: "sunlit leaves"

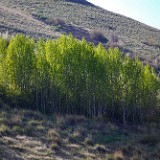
(0, 34), (159, 122)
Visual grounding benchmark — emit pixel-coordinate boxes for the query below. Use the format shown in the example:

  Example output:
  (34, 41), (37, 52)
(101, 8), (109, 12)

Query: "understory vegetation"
(0, 106), (160, 160)
(0, 34), (159, 124)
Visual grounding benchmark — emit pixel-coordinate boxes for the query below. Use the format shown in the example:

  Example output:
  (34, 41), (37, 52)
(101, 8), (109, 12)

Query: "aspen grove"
(0, 34), (159, 124)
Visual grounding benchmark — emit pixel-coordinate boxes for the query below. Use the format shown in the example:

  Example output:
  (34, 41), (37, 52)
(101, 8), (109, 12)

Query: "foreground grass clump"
(0, 124), (9, 134)
(0, 106), (160, 160)
(95, 144), (107, 153)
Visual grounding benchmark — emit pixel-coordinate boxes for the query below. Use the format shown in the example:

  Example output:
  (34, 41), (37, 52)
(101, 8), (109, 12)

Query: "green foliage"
(0, 38), (7, 86)
(6, 34), (35, 92)
(12, 125), (23, 134)
(0, 34), (159, 123)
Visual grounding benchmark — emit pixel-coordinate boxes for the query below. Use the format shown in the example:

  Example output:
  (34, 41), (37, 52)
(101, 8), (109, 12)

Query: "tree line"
(0, 34), (159, 124)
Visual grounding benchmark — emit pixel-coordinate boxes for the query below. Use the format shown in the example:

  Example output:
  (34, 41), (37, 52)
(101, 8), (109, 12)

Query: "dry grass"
(0, 105), (160, 160)
(113, 150), (124, 160)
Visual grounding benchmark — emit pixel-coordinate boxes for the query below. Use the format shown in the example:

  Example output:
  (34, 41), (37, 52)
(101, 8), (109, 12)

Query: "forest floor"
(0, 103), (160, 160)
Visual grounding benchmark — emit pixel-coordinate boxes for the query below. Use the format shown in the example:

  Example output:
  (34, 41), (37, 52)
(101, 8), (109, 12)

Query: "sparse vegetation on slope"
(0, 105), (160, 160)
(0, 0), (160, 68)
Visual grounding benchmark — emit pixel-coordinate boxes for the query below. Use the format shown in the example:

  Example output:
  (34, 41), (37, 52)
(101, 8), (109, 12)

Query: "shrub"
(121, 144), (133, 155)
(48, 129), (59, 138)
(66, 115), (86, 126)
(53, 18), (65, 26)
(36, 125), (45, 132)
(91, 30), (108, 43)
(84, 137), (94, 146)
(48, 129), (62, 146)
(27, 120), (41, 127)
(95, 144), (106, 153)
(140, 134), (160, 146)
(113, 150), (124, 160)
(12, 125), (23, 134)
(23, 126), (34, 136)
(50, 143), (60, 151)
(68, 136), (78, 143)
(0, 124), (9, 134)
(106, 154), (115, 160)
(37, 14), (48, 21)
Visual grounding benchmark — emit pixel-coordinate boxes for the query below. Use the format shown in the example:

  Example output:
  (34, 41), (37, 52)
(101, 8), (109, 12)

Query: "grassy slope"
(0, 103), (160, 160)
(0, 0), (160, 68)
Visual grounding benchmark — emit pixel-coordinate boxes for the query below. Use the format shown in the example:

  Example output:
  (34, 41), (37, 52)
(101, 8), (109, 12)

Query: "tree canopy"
(0, 34), (159, 124)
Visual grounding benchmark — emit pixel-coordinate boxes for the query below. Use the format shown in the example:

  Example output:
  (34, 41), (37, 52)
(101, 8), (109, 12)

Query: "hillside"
(0, 1), (160, 159)
(0, 104), (160, 160)
(0, 0), (160, 69)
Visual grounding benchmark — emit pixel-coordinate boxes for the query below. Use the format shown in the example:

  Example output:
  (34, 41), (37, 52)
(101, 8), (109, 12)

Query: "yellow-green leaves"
(0, 34), (159, 122)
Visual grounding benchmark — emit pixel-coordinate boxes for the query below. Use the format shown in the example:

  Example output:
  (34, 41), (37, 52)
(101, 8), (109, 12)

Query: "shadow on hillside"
(32, 14), (101, 44)
(32, 14), (109, 44)
(119, 46), (134, 56)
(57, 24), (98, 44)
(0, 25), (54, 40)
